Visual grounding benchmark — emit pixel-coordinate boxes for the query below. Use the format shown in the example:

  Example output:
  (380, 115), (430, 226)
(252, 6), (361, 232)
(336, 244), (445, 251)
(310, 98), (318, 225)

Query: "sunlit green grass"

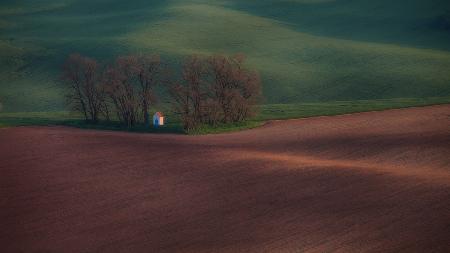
(2, 97), (449, 134)
(123, 3), (450, 104)
(1, 0), (450, 112)
(187, 121), (263, 135)
(257, 97), (450, 121)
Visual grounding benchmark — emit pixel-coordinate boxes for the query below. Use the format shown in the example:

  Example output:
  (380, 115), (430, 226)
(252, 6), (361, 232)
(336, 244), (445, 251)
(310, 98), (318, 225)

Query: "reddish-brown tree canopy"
(169, 54), (262, 130)
(63, 54), (107, 122)
(63, 53), (262, 130)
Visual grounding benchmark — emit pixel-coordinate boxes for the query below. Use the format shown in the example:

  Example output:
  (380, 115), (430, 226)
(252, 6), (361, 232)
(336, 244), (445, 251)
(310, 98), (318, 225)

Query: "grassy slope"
(232, 0), (450, 50)
(1, 0), (450, 112)
(0, 0), (169, 112)
(124, 2), (450, 104)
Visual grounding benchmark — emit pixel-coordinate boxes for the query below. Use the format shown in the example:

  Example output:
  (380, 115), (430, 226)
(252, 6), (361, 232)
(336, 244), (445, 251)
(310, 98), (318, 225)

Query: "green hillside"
(1, 0), (450, 112)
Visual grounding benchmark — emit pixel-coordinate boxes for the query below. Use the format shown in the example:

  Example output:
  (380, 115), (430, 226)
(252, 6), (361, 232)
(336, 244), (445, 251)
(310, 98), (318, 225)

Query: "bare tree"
(208, 54), (262, 123)
(169, 54), (262, 131)
(102, 56), (141, 128)
(134, 55), (163, 127)
(63, 54), (107, 123)
(169, 55), (209, 130)
(63, 52), (260, 131)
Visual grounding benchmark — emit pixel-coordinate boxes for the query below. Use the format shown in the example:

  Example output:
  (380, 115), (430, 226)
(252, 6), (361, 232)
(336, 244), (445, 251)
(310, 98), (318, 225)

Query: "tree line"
(63, 53), (262, 131)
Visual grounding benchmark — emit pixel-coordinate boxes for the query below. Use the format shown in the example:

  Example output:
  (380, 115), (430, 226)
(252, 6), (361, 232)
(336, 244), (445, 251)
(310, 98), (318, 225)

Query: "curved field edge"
(1, 99), (449, 252)
(1, 97), (449, 134)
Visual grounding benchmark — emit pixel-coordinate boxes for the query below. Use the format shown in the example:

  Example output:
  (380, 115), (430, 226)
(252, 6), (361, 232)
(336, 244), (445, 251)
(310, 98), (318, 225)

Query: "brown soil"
(1, 105), (450, 253)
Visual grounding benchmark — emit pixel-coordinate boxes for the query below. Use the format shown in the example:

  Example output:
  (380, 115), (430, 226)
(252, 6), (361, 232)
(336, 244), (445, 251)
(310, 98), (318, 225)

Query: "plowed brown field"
(1, 105), (450, 253)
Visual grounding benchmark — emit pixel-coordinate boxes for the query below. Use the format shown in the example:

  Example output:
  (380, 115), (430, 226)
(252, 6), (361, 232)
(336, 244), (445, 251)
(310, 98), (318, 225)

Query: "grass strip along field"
(1, 97), (449, 134)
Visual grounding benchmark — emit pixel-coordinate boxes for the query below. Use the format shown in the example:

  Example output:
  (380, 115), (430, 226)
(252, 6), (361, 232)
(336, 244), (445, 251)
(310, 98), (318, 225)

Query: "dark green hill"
(1, 0), (450, 112)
